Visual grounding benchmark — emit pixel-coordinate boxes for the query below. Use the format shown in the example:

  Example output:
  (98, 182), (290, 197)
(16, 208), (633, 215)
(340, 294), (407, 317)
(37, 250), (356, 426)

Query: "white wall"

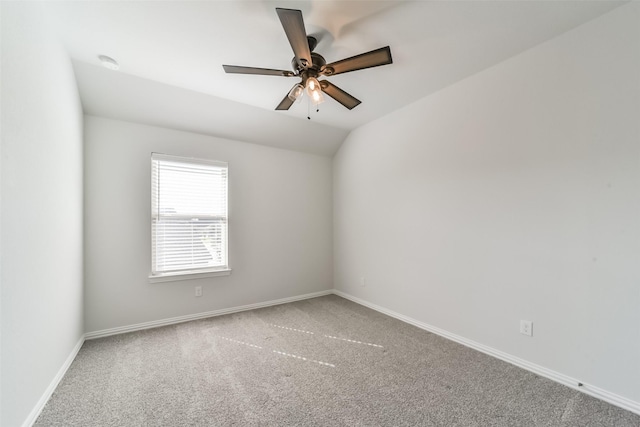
(84, 116), (333, 333)
(1, 3), (84, 426)
(334, 3), (640, 404)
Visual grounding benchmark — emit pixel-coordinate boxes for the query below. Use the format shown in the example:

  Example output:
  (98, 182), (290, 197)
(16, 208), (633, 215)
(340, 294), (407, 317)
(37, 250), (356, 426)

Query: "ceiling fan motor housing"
(291, 52), (326, 77)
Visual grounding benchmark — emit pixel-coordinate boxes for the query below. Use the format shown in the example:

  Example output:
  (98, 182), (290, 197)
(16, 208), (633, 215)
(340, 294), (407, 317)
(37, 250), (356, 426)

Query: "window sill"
(149, 268), (232, 283)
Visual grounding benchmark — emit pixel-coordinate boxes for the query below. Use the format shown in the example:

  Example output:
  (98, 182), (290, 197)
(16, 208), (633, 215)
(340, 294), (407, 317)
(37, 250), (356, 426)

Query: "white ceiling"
(43, 0), (624, 156)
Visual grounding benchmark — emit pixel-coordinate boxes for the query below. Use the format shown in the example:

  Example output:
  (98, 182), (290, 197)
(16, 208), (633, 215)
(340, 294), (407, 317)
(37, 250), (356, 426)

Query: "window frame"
(149, 153), (231, 283)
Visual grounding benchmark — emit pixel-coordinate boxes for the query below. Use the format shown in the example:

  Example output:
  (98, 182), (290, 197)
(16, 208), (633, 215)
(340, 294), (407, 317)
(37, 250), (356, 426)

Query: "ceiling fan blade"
(320, 80), (362, 110)
(223, 65), (295, 77)
(275, 87), (296, 110)
(276, 8), (312, 70)
(323, 46), (392, 76)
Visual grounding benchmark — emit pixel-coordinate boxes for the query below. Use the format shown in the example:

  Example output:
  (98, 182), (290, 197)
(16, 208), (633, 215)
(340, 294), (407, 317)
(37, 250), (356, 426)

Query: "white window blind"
(151, 153), (228, 276)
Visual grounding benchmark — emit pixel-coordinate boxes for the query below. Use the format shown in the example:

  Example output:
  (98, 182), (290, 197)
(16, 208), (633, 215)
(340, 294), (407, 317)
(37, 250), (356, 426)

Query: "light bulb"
(312, 89), (324, 103)
(305, 77), (324, 104)
(305, 77), (319, 96)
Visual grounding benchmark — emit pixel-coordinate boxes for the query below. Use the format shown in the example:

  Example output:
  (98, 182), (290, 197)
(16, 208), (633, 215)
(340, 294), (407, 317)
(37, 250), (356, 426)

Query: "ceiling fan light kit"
(222, 7), (393, 113)
(287, 83), (304, 102)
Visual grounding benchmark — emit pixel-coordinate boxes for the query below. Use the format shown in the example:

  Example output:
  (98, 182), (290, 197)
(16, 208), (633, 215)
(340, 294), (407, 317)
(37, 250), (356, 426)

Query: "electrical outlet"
(195, 286), (203, 297)
(360, 277), (366, 287)
(520, 320), (533, 336)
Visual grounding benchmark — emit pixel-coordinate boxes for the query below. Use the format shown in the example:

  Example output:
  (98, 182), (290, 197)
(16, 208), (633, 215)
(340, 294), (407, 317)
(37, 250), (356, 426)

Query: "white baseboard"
(332, 289), (640, 416)
(22, 335), (85, 427)
(85, 289), (333, 340)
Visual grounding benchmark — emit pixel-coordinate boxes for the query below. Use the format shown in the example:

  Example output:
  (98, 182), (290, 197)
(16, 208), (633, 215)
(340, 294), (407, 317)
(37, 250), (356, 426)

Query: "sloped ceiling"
(44, 1), (624, 156)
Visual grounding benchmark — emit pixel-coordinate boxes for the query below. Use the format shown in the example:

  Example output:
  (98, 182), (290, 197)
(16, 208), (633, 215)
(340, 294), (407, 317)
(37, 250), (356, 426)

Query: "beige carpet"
(35, 295), (639, 426)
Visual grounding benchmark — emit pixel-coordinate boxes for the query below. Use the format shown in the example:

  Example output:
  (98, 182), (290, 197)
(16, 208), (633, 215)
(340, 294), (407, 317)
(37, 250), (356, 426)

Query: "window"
(151, 153), (229, 281)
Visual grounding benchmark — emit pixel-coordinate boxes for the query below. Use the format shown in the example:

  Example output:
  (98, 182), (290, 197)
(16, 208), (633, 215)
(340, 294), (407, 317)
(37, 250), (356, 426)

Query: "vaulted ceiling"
(43, 1), (624, 156)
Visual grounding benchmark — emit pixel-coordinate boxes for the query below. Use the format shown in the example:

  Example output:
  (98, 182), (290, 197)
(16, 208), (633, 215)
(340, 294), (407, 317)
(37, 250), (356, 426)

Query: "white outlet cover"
(520, 320), (533, 336)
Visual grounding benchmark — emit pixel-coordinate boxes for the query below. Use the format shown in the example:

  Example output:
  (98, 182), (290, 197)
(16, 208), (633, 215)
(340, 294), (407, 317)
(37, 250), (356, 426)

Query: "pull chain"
(306, 98), (320, 120)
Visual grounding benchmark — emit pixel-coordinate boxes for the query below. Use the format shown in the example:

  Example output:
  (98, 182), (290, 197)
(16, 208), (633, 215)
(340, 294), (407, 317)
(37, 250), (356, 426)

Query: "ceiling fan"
(222, 8), (392, 111)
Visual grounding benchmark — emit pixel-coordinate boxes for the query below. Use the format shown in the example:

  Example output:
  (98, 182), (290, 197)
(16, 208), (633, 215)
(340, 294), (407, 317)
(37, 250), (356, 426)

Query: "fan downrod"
(307, 36), (318, 52)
